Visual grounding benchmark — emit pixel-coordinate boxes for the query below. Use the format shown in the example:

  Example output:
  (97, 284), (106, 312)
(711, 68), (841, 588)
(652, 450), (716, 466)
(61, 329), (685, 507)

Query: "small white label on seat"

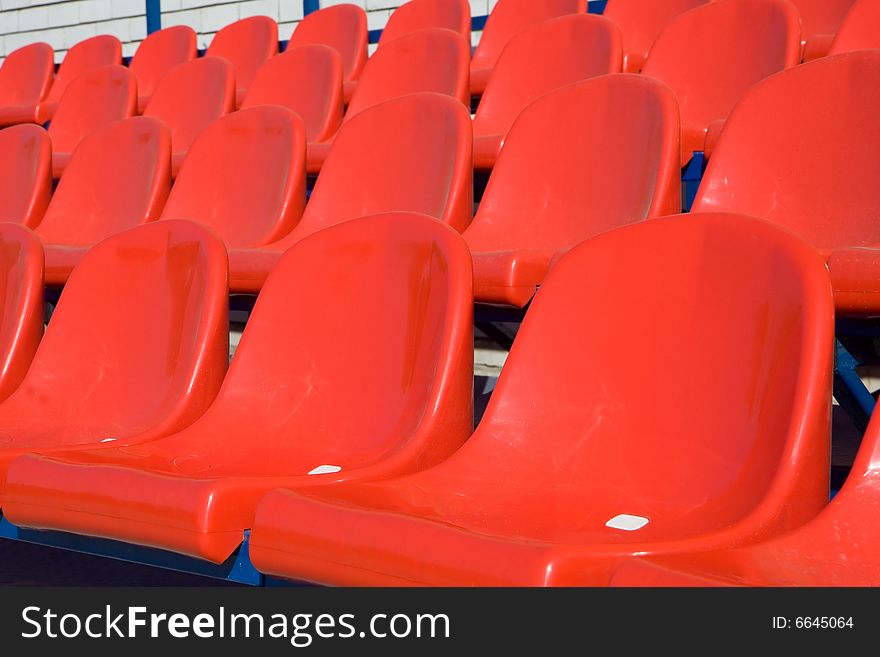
(605, 514), (649, 531)
(308, 464), (342, 476)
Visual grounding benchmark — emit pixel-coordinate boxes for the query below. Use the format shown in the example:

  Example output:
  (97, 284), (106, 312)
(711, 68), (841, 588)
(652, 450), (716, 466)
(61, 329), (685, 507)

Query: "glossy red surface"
(641, 0), (800, 163)
(0, 124), (52, 227)
(470, 0), (587, 96)
(472, 14), (622, 170)
(48, 65), (137, 178)
(37, 117), (171, 285)
(288, 4), (367, 89)
(378, 0), (471, 47)
(130, 26), (197, 113)
(228, 92), (473, 292)
(143, 57), (235, 177)
(241, 44), (344, 143)
(159, 106), (306, 248)
(692, 50), (880, 314)
(246, 213), (833, 586)
(793, 0), (855, 59)
(466, 74), (680, 306)
(603, 0), (709, 73)
(0, 43), (54, 126)
(4, 213), (474, 564)
(40, 35), (121, 120)
(206, 16), (278, 108)
(828, 0), (880, 54)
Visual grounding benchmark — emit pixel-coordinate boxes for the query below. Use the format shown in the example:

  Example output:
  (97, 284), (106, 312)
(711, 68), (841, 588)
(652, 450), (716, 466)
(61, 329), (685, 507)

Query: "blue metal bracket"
(833, 339), (876, 434)
(145, 0), (161, 34)
(0, 515), (264, 586)
(303, 0), (320, 15)
(682, 151), (706, 212)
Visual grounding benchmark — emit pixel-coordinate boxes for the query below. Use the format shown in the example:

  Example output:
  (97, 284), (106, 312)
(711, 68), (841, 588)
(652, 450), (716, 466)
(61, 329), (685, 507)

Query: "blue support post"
(145, 0), (161, 34)
(588, 0), (608, 14)
(681, 151), (705, 212)
(833, 339), (876, 434)
(303, 0), (320, 15)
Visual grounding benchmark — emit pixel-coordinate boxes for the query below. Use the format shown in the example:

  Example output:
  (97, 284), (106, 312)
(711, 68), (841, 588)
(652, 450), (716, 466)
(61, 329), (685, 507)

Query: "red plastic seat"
(307, 28), (470, 173)
(603, 0), (709, 73)
(241, 44), (344, 143)
(3, 213), (473, 563)
(472, 14), (622, 170)
(158, 106), (306, 250)
(228, 92), (473, 293)
(794, 0), (856, 60)
(130, 25), (198, 113)
(828, 0), (880, 55)
(470, 0), (587, 96)
(0, 224), (45, 403)
(378, 0), (471, 47)
(467, 75), (680, 307)
(288, 4), (367, 103)
(36, 117), (171, 285)
(143, 57), (235, 177)
(610, 403), (880, 587)
(0, 124), (52, 228)
(0, 219), (228, 497)
(0, 43), (54, 126)
(641, 0), (800, 164)
(40, 35), (122, 120)
(206, 16), (278, 108)
(48, 65), (137, 178)
(244, 213), (832, 586)
(692, 50), (880, 314)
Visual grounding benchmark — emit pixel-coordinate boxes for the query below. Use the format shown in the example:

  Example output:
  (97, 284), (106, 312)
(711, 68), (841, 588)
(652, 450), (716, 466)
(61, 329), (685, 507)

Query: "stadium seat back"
(603, 0), (709, 72)
(473, 14), (622, 140)
(791, 0), (855, 42)
(130, 25), (198, 112)
(300, 93), (473, 237)
(42, 35), (122, 111)
(829, 0), (880, 54)
(289, 4), (368, 83)
(241, 44), (344, 143)
(0, 124), (52, 227)
(5, 220), (228, 441)
(143, 57), (235, 162)
(694, 50), (880, 250)
(456, 213), (832, 538)
(379, 0), (471, 46)
(0, 43), (54, 110)
(641, 0), (800, 160)
(48, 65), (136, 157)
(162, 106), (306, 247)
(206, 16), (278, 106)
(37, 117), (171, 245)
(467, 75), (680, 253)
(346, 28), (470, 118)
(0, 224), (44, 402)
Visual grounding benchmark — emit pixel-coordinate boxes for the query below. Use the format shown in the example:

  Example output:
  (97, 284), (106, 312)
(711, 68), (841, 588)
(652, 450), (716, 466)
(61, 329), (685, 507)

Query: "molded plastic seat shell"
(603, 0), (709, 73)
(0, 224), (45, 403)
(0, 220), (228, 497)
(143, 57), (235, 176)
(0, 124), (52, 227)
(828, 0), (880, 55)
(288, 4), (367, 102)
(245, 213), (833, 586)
(3, 213), (474, 563)
(228, 92), (473, 293)
(130, 25), (198, 113)
(307, 27), (470, 173)
(472, 14), (622, 170)
(159, 106), (306, 250)
(241, 44), (344, 143)
(692, 50), (880, 314)
(0, 43), (54, 126)
(466, 74), (681, 307)
(37, 117), (171, 285)
(48, 65), (137, 178)
(206, 16), (278, 108)
(470, 0), (587, 96)
(378, 0), (471, 47)
(794, 0), (856, 60)
(641, 0), (800, 163)
(609, 404), (880, 586)
(40, 35), (122, 120)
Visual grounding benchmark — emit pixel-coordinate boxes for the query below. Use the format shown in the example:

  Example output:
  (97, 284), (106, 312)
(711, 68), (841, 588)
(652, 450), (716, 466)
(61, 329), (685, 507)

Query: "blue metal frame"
(145, 0), (161, 34)
(0, 515), (264, 585)
(682, 151), (705, 212)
